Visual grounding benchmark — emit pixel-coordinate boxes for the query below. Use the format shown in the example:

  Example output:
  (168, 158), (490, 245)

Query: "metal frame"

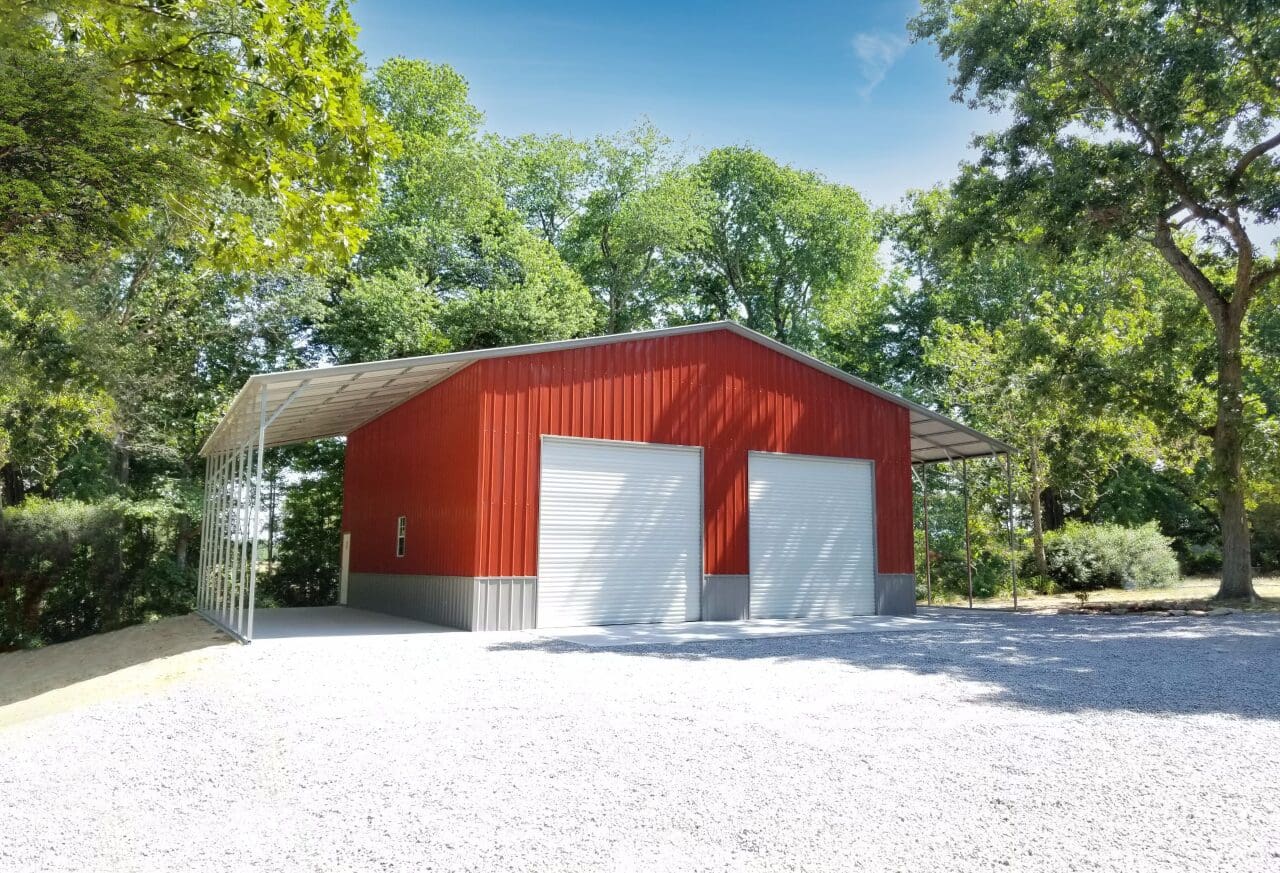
(195, 323), (1018, 636)
(911, 450), (1021, 611)
(962, 457), (973, 608)
(195, 384), (306, 643)
(200, 321), (1013, 462)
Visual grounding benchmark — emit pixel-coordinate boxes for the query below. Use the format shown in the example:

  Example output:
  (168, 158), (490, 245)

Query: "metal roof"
(200, 321), (1013, 462)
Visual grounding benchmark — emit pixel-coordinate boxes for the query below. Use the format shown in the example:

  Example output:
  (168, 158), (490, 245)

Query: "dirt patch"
(0, 614), (232, 728)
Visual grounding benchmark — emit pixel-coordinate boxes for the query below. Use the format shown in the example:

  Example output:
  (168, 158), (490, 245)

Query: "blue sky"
(353, 0), (1004, 209)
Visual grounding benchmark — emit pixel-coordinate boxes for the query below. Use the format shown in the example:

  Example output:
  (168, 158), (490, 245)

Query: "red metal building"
(197, 321), (1008, 639)
(333, 324), (1002, 629)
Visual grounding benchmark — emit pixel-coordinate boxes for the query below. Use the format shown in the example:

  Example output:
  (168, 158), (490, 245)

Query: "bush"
(1042, 521), (1180, 592)
(0, 497), (191, 650)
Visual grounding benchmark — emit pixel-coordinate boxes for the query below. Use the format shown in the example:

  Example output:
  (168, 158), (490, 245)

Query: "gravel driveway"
(3, 609), (1278, 872)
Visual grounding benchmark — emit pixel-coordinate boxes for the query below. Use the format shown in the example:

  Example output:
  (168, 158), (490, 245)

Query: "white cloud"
(851, 31), (909, 98)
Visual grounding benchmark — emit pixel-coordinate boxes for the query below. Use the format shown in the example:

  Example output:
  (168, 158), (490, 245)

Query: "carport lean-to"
(196, 322), (1014, 642)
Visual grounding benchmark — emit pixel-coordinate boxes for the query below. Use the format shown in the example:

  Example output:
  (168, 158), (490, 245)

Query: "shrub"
(1042, 521), (1180, 592)
(0, 497), (191, 649)
(1027, 575), (1056, 596)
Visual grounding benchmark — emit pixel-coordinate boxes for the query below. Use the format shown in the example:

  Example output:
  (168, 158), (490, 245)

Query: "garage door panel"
(537, 439), (702, 628)
(749, 453), (876, 619)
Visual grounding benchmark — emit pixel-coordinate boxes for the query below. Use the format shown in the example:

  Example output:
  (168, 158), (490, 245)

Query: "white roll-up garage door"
(748, 452), (877, 619)
(537, 438), (702, 628)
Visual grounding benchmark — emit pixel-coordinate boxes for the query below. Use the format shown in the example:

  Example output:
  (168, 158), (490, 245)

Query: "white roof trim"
(200, 321), (1013, 461)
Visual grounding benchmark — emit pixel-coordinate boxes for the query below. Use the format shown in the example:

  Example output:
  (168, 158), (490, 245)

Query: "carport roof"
(200, 321), (1012, 462)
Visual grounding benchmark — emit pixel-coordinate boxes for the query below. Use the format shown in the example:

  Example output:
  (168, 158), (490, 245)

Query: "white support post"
(962, 456), (973, 609)
(918, 468), (933, 606)
(227, 448), (238, 630)
(246, 386), (268, 640)
(217, 451), (233, 618)
(235, 445), (252, 635)
(212, 448), (227, 611)
(1005, 453), (1018, 611)
(196, 384), (308, 644)
(232, 447), (243, 633)
(198, 455), (214, 611)
(204, 450), (231, 613)
(223, 447), (243, 625)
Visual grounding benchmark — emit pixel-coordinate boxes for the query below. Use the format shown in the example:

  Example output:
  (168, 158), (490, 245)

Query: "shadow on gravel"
(489, 613), (1280, 720)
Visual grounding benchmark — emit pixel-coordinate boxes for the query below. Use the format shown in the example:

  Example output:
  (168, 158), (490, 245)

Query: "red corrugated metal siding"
(341, 365), (482, 575)
(342, 328), (914, 578)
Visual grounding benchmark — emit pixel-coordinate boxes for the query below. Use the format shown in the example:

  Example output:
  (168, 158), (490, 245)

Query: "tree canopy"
(911, 0), (1280, 599)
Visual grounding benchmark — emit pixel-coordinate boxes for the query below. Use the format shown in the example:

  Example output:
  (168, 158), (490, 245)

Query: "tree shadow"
(488, 612), (1280, 720)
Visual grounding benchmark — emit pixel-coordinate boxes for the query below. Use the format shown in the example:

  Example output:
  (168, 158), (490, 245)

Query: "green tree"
(0, 266), (113, 504)
(358, 58), (491, 276)
(493, 133), (593, 246)
(435, 209), (598, 349)
(561, 122), (697, 332)
(12, 0), (392, 272)
(677, 147), (879, 351)
(912, 0), (1280, 600)
(926, 282), (1166, 577)
(322, 268), (448, 363)
(0, 43), (195, 264)
(263, 441), (345, 608)
(339, 58), (597, 356)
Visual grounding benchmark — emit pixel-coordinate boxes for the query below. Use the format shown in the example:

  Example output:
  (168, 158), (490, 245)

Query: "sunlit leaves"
(20, 0), (394, 272)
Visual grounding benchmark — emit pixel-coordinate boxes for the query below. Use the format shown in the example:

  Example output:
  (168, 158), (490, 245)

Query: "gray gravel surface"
(3, 609), (1279, 872)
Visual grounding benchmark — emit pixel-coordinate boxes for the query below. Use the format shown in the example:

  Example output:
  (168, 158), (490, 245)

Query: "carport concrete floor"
(249, 605), (458, 640)
(3, 608), (1279, 872)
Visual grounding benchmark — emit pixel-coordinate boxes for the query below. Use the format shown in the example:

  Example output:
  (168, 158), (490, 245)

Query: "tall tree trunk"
(1027, 444), (1050, 579)
(113, 433), (131, 487)
(1040, 487), (1065, 531)
(608, 287), (621, 333)
(1213, 308), (1255, 601)
(1, 463), (23, 506)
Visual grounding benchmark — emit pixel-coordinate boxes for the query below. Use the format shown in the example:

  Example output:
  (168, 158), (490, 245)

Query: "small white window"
(395, 516), (407, 558)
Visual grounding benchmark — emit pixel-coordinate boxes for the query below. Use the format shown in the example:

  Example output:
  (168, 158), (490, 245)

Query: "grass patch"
(927, 575), (1280, 613)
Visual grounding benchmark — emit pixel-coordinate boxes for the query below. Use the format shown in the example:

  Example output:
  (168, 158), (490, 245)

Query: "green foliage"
(323, 268), (448, 363)
(677, 147), (879, 351)
(17, 0), (394, 272)
(1252, 501), (1280, 574)
(493, 133), (593, 245)
(0, 42), (194, 263)
(910, 0), (1280, 256)
(1043, 522), (1180, 593)
(0, 266), (114, 492)
(263, 442), (344, 608)
(1090, 459), (1223, 572)
(359, 58), (491, 275)
(344, 59), (598, 354)
(559, 122), (699, 332)
(911, 0), (1280, 599)
(436, 220), (598, 349)
(0, 497), (191, 649)
(913, 459), (1020, 602)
